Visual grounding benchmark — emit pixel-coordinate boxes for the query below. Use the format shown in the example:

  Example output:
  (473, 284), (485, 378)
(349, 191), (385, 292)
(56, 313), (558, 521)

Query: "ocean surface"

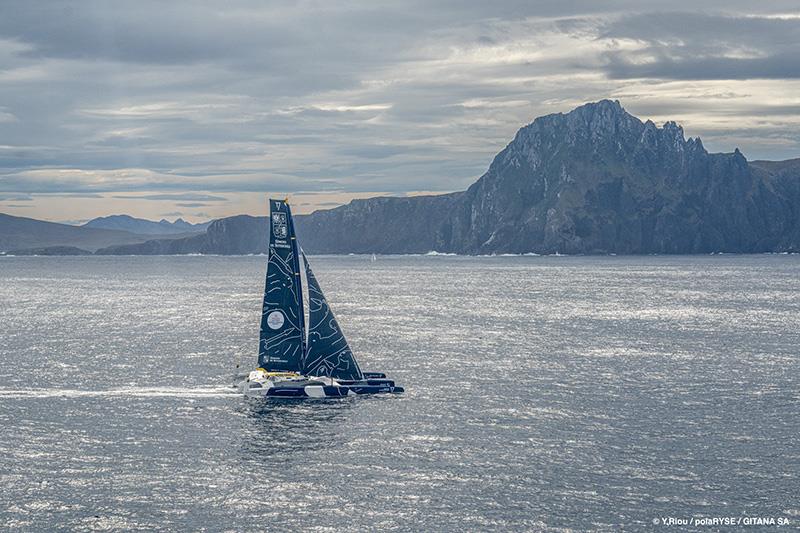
(0, 254), (798, 531)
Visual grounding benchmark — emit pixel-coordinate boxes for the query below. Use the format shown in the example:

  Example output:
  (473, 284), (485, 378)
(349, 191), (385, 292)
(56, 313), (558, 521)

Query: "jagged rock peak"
(523, 99), (643, 134)
(732, 147), (748, 165)
(503, 100), (709, 161)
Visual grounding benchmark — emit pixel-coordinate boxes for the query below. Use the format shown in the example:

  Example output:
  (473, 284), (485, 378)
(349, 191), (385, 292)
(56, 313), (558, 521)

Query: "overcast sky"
(2, 1), (800, 222)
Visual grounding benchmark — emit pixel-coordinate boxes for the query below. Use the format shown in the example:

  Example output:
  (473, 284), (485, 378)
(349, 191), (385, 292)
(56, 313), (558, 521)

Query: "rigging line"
(232, 336), (259, 371)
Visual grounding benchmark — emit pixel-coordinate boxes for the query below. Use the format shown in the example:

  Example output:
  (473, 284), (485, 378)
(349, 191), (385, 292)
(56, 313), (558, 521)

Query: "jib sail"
(301, 252), (364, 381)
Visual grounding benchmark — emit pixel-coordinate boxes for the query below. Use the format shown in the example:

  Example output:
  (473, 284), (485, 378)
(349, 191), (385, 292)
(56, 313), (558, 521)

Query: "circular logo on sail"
(266, 310), (285, 330)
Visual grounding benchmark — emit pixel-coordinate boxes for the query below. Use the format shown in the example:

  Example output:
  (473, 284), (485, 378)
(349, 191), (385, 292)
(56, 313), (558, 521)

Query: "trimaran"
(237, 198), (404, 398)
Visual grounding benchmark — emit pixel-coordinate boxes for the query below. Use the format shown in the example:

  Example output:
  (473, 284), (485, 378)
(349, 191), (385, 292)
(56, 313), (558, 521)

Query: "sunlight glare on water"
(0, 254), (798, 531)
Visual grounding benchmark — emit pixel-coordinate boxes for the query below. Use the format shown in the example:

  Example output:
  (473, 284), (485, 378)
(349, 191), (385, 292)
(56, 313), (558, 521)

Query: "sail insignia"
(258, 199), (305, 372)
(302, 253), (364, 381)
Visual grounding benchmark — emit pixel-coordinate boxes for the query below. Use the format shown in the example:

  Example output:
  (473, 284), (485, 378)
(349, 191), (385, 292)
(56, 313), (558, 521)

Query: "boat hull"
(237, 369), (403, 399)
(240, 381), (403, 398)
(337, 378), (395, 387)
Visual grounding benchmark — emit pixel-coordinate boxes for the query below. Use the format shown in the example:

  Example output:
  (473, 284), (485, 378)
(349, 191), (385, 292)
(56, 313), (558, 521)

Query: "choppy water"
(1, 255), (798, 531)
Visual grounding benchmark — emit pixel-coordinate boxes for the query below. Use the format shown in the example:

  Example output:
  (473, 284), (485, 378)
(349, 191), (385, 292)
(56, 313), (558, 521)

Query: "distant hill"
(96, 100), (800, 255)
(5, 246), (92, 256)
(0, 213), (198, 253)
(82, 214), (210, 235)
(95, 215), (265, 255)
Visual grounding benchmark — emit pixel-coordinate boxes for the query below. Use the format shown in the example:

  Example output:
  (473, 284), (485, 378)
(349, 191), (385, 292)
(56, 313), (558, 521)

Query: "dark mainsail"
(301, 253), (364, 381)
(258, 199), (306, 371)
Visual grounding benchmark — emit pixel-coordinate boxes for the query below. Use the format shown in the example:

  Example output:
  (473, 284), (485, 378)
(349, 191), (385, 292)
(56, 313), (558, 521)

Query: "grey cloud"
(42, 193), (105, 198)
(599, 13), (800, 80)
(604, 52), (800, 81)
(2, 1), (800, 212)
(111, 193), (227, 201)
(306, 202), (341, 207)
(600, 12), (800, 48)
(0, 194), (33, 201)
(175, 202), (210, 208)
(339, 145), (412, 160)
(160, 210), (212, 220)
(0, 2), (297, 65)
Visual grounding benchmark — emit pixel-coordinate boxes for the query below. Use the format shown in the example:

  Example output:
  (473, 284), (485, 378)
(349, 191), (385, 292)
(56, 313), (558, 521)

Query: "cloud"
(111, 193), (227, 201)
(0, 193), (32, 201)
(598, 13), (800, 80)
(175, 202), (209, 207)
(2, 1), (800, 221)
(313, 201), (342, 207)
(161, 210), (211, 219)
(0, 108), (17, 123)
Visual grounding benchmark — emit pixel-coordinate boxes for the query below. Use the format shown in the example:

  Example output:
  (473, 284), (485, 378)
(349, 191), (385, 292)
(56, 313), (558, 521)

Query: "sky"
(2, 1), (800, 223)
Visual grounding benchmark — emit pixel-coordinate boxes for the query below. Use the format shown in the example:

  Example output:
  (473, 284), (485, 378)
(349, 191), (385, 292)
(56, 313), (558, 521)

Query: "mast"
(286, 199), (306, 356)
(257, 198), (306, 372)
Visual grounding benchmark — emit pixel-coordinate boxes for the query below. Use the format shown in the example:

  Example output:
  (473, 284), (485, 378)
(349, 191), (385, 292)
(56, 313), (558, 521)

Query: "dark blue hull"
(337, 378), (395, 387)
(264, 385), (350, 398)
(347, 385), (404, 395)
(257, 383), (403, 398)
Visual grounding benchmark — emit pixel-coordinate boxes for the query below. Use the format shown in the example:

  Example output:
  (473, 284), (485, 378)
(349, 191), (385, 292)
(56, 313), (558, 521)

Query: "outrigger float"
(236, 198), (404, 398)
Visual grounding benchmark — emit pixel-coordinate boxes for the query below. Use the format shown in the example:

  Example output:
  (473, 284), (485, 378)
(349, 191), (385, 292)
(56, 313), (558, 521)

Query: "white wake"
(0, 386), (237, 399)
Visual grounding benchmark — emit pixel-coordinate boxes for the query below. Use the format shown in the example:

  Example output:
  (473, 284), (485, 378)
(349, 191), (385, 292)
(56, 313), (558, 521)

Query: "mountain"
(95, 100), (800, 255)
(296, 100), (800, 254)
(83, 215), (210, 235)
(0, 213), (200, 253)
(96, 215), (264, 255)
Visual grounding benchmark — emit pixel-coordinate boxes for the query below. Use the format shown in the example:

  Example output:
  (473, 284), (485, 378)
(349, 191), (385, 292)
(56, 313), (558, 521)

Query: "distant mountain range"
(3, 100), (800, 255)
(82, 214), (210, 235)
(0, 213), (206, 254)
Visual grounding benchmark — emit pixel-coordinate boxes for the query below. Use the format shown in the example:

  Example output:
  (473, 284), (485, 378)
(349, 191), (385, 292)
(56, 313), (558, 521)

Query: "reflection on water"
(235, 398), (356, 460)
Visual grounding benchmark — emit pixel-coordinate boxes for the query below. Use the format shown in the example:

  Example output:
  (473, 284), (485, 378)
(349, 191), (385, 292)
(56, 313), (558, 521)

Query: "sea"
(0, 254), (798, 532)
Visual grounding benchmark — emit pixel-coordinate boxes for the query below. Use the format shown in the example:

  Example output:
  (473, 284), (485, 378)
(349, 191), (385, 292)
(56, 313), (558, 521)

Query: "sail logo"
(266, 310), (285, 330)
(272, 212), (288, 239)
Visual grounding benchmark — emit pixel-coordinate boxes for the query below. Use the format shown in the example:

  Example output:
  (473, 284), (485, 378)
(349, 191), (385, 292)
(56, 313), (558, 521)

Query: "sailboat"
(237, 198), (404, 398)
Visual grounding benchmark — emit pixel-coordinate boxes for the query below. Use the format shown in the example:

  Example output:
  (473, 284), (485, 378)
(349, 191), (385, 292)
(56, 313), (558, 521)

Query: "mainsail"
(301, 253), (364, 381)
(258, 199), (306, 371)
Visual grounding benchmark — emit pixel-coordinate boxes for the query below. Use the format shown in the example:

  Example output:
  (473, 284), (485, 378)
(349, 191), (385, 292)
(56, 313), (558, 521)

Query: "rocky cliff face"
(295, 193), (463, 254)
(296, 100), (800, 254)
(96, 100), (800, 255)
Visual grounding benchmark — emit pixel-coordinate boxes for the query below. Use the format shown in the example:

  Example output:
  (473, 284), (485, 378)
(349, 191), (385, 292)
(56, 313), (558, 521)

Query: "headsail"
(302, 253), (364, 381)
(258, 199), (306, 372)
